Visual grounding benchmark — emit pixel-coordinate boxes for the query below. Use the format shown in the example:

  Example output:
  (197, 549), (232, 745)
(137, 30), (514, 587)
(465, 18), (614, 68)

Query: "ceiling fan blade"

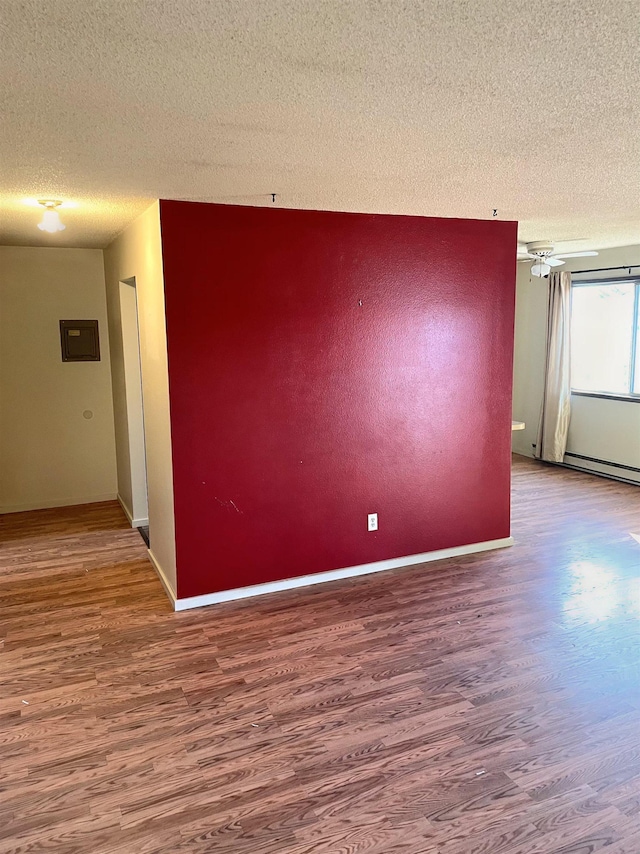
(553, 251), (599, 259)
(546, 257), (565, 267)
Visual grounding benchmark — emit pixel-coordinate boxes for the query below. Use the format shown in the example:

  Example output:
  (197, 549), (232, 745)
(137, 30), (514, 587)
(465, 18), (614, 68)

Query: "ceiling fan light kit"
(531, 262), (551, 278)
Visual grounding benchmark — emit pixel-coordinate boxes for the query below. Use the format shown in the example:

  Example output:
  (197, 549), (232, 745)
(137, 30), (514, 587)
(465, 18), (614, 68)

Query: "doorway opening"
(119, 278), (149, 538)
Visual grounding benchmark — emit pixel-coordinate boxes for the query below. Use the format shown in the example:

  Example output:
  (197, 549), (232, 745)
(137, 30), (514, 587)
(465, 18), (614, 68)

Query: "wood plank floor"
(1, 455), (639, 853)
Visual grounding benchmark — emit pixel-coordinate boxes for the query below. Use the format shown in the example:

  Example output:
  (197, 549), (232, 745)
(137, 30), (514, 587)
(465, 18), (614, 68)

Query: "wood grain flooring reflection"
(1, 456), (639, 853)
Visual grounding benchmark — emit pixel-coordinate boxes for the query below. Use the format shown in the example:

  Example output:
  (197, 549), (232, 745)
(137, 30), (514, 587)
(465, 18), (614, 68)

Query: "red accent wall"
(159, 201), (517, 599)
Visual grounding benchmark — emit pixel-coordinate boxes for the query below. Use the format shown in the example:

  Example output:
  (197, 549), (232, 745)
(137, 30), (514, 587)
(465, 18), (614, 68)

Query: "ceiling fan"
(518, 242), (598, 277)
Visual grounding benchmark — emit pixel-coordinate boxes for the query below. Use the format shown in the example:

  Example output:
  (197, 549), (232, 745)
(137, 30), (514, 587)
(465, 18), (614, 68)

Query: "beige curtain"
(535, 270), (572, 462)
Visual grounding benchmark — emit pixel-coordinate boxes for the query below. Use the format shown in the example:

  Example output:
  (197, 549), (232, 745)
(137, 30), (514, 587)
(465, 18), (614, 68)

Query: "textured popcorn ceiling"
(1, 0), (639, 250)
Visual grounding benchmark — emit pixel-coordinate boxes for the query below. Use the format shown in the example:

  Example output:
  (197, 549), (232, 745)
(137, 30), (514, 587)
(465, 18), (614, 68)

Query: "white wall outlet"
(367, 513), (378, 532)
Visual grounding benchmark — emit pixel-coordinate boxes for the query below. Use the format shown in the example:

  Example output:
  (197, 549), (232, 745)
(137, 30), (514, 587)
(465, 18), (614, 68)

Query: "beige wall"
(512, 244), (640, 483)
(103, 203), (176, 594)
(0, 246), (117, 511)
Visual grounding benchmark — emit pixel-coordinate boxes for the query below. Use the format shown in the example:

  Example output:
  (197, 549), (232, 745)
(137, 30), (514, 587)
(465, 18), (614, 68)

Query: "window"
(571, 277), (640, 398)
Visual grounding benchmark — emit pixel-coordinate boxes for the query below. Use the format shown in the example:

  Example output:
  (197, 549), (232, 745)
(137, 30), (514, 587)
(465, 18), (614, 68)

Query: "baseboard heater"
(564, 451), (640, 474)
(563, 452), (640, 486)
(532, 446), (640, 486)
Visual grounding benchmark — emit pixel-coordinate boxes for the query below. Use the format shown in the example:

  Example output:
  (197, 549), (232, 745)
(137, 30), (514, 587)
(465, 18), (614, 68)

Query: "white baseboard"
(172, 536), (514, 612)
(147, 548), (177, 603)
(0, 493), (118, 515)
(117, 495), (149, 528)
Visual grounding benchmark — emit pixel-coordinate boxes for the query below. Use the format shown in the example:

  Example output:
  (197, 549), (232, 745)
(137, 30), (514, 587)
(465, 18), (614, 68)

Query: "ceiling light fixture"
(530, 262), (551, 278)
(37, 200), (66, 233)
